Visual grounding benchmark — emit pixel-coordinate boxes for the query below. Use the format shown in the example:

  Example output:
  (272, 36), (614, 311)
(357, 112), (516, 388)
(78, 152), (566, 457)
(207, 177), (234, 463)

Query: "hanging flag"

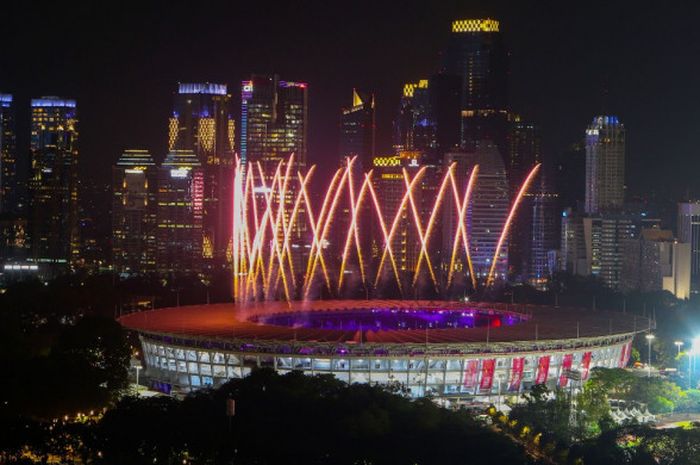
(480, 359), (496, 391)
(581, 351), (592, 380)
(463, 359), (479, 389)
(509, 357), (525, 392)
(535, 355), (550, 385)
(618, 341), (631, 368)
(559, 354), (573, 387)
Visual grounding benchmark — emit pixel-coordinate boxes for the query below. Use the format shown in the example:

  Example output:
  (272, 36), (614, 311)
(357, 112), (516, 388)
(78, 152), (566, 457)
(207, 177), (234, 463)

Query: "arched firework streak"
(373, 166), (427, 288)
(485, 163), (542, 287)
(232, 155), (541, 301)
(447, 165), (479, 290)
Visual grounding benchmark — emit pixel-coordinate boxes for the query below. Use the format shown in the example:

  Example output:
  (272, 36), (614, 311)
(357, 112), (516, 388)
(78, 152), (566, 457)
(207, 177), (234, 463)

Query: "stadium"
(119, 300), (646, 401)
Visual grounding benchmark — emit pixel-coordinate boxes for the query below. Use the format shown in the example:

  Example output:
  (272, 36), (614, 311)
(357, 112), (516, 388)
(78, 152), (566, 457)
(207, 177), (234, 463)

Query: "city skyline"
(3, 1), (700, 203)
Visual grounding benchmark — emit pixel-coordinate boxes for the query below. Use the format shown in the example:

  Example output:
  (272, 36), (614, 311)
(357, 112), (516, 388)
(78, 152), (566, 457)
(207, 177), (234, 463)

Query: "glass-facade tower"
(29, 97), (79, 269)
(170, 83), (235, 268)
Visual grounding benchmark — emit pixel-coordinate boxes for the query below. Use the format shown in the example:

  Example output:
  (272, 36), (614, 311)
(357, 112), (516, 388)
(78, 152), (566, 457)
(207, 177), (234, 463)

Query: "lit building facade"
(0, 94), (17, 213)
(240, 75), (308, 173)
(585, 116), (625, 214)
(394, 80), (436, 158)
(444, 142), (509, 283)
(29, 97), (79, 269)
(527, 178), (559, 289)
(622, 228), (691, 299)
(677, 201), (700, 294)
(112, 150), (157, 275)
(444, 19), (510, 158)
(170, 83), (235, 268)
(156, 150), (204, 275)
(370, 154), (432, 288)
(340, 89), (375, 171)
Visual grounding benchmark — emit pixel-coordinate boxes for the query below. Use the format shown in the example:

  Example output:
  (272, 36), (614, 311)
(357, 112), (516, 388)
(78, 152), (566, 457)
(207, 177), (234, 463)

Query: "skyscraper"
(170, 83), (235, 268)
(444, 142), (509, 283)
(29, 97), (79, 269)
(339, 89), (375, 171)
(585, 116), (625, 214)
(0, 94), (17, 213)
(394, 80), (434, 157)
(444, 19), (510, 157)
(156, 150), (204, 275)
(112, 149), (157, 275)
(240, 75), (308, 174)
(508, 117), (542, 279)
(677, 201), (700, 294)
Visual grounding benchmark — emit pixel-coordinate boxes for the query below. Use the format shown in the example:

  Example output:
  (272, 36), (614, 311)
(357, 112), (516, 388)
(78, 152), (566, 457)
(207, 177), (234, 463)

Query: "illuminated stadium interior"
(249, 307), (525, 331)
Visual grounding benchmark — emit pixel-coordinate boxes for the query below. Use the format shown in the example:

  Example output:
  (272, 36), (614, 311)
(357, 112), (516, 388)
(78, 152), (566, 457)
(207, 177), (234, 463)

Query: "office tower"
(112, 149), (157, 275)
(0, 94), (17, 213)
(371, 153), (436, 291)
(444, 142), (509, 284)
(527, 177), (559, 289)
(560, 208), (587, 275)
(678, 201), (700, 294)
(581, 212), (659, 290)
(240, 75), (308, 173)
(444, 19), (510, 158)
(156, 150), (204, 275)
(170, 83), (235, 268)
(394, 80), (434, 157)
(585, 116), (625, 214)
(339, 89), (375, 171)
(29, 97), (79, 269)
(622, 228), (691, 299)
(508, 117), (542, 279)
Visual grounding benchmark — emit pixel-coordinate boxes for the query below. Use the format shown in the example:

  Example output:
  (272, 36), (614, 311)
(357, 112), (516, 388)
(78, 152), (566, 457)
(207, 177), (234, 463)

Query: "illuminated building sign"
(451, 18), (500, 33)
(178, 83), (227, 95)
(373, 156), (401, 167)
(170, 168), (190, 178)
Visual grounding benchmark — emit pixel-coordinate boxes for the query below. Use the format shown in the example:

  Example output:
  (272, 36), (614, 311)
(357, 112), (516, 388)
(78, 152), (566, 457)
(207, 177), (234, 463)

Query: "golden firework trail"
(232, 155), (540, 301)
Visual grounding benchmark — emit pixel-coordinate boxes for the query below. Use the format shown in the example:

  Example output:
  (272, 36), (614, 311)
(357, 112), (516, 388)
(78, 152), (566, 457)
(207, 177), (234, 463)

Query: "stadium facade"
(120, 300), (644, 401)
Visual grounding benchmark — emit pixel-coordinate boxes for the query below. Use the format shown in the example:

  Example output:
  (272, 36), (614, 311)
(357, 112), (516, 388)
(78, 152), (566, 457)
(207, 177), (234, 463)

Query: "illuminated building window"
(451, 18), (500, 33)
(198, 117), (216, 153)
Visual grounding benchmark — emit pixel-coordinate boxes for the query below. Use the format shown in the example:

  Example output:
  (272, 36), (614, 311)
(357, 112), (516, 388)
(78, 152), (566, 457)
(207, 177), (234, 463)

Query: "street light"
(645, 334), (655, 378)
(689, 337), (700, 390)
(675, 341), (684, 357)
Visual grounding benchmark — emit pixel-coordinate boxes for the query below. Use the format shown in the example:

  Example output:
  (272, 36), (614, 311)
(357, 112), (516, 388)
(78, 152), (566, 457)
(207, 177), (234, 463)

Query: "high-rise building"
(583, 212), (659, 290)
(508, 117), (542, 279)
(156, 150), (204, 275)
(394, 80), (434, 157)
(29, 97), (79, 269)
(444, 19), (510, 158)
(585, 116), (625, 214)
(112, 149), (157, 275)
(622, 228), (691, 299)
(527, 178), (559, 289)
(170, 83), (235, 268)
(559, 208), (587, 275)
(371, 153), (436, 291)
(340, 89), (375, 171)
(240, 75), (308, 174)
(677, 201), (700, 294)
(0, 94), (17, 213)
(444, 142), (509, 283)
(445, 19), (508, 114)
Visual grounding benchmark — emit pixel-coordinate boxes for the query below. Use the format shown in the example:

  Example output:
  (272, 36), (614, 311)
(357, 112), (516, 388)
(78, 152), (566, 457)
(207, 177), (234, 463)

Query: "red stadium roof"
(119, 300), (646, 346)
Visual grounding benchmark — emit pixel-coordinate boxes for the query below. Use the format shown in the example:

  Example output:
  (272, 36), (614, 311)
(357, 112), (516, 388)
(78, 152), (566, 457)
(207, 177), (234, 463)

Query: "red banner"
(463, 359), (479, 389)
(535, 356), (550, 385)
(581, 351), (592, 380)
(559, 354), (573, 387)
(618, 342), (631, 368)
(509, 357), (525, 392)
(480, 359), (496, 391)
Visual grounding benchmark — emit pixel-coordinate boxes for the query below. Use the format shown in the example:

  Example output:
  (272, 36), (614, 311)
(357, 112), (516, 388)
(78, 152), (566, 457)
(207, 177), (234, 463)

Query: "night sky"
(4, 0), (700, 203)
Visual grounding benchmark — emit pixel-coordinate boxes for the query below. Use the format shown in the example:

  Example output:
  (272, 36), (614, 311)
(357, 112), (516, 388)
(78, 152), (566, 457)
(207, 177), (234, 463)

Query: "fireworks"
(232, 155), (540, 301)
